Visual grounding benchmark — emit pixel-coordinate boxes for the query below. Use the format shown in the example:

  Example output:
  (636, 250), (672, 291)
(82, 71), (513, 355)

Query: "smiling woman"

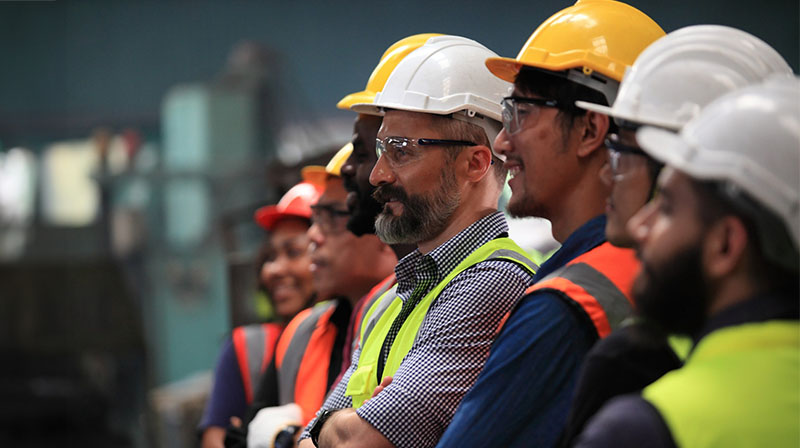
(199, 181), (321, 448)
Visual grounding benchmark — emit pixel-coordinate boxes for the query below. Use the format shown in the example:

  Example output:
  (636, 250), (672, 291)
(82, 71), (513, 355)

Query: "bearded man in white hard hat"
(577, 78), (800, 447)
(557, 25), (795, 446)
(298, 35), (537, 448)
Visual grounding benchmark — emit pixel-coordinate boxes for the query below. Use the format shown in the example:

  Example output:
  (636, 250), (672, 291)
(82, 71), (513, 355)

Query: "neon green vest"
(644, 320), (800, 448)
(345, 237), (537, 408)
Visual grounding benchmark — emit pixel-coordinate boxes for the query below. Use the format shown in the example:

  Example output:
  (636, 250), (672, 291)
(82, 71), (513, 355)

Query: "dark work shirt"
(437, 216), (607, 448)
(575, 293), (799, 448)
(199, 336), (248, 431)
(557, 322), (682, 447)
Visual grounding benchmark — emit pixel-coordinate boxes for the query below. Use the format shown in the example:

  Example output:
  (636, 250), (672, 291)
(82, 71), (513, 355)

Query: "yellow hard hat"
(486, 0), (664, 84)
(337, 33), (443, 110)
(301, 142), (353, 186)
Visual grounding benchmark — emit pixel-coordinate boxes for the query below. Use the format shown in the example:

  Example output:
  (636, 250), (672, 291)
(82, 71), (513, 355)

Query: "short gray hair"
(429, 114), (507, 185)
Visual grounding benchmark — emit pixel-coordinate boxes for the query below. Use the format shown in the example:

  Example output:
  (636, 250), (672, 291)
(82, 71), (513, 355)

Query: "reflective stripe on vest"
(644, 321), (800, 448)
(232, 323), (283, 404)
(274, 301), (338, 425)
(526, 242), (637, 338)
(346, 237), (537, 408)
(352, 274), (397, 354)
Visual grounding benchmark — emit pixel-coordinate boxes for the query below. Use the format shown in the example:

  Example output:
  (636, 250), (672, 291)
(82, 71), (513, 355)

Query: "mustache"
(372, 184), (409, 204)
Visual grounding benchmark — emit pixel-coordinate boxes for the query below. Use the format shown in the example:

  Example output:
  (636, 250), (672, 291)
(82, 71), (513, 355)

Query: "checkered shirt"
(301, 211), (532, 448)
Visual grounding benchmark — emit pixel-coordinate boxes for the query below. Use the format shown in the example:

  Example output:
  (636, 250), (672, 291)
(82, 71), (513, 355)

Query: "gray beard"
(374, 171), (460, 245)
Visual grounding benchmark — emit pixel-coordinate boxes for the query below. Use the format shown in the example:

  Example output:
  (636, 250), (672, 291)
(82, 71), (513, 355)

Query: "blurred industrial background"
(0, 1), (796, 446)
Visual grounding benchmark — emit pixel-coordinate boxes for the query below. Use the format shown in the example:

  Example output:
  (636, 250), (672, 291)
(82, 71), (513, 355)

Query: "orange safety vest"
(274, 301), (339, 425)
(508, 242), (639, 339)
(231, 323), (284, 404)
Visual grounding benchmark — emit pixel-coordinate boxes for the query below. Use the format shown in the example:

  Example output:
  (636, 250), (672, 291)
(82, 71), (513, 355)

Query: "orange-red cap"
(254, 181), (323, 231)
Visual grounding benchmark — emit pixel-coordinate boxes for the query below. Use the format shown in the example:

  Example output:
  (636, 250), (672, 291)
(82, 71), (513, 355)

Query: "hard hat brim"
(326, 143), (353, 176)
(636, 127), (693, 173)
(575, 100), (614, 116)
(576, 100), (684, 131)
(254, 205), (309, 231)
(301, 165), (328, 187)
(337, 91), (378, 110)
(486, 56), (523, 83)
(350, 102), (383, 117)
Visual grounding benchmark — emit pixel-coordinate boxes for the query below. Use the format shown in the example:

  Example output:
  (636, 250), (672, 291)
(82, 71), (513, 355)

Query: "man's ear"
(461, 145), (493, 182)
(575, 110), (610, 158)
(704, 215), (749, 279)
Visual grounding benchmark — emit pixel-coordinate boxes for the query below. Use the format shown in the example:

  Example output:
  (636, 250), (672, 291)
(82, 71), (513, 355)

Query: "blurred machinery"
(0, 41), (339, 447)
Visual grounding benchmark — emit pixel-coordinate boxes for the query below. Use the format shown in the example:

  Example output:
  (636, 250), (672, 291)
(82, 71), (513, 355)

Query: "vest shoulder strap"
(276, 301), (336, 405)
(232, 322), (283, 404)
(424, 237), (538, 306)
(352, 275), (397, 353)
(359, 284), (400, 348)
(526, 242), (637, 338)
(346, 236), (537, 408)
(644, 321), (800, 448)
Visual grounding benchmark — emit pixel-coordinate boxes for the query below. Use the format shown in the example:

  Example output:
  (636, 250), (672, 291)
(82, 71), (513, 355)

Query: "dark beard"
(371, 172), (460, 245)
(507, 194), (543, 219)
(345, 186), (383, 237)
(633, 244), (709, 336)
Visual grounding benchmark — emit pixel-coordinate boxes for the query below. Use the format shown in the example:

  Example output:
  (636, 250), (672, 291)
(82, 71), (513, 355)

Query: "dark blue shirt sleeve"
(436, 292), (596, 448)
(198, 337), (248, 430)
(574, 394), (677, 448)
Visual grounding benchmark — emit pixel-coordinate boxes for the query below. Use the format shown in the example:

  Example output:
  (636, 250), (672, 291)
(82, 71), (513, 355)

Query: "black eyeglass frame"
(310, 203), (350, 234)
(310, 203), (350, 217)
(500, 96), (564, 135)
(374, 136), (477, 165)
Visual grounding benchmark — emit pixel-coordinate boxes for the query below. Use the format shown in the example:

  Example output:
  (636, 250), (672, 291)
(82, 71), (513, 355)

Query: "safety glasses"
(500, 96), (561, 135)
(605, 133), (649, 180)
(310, 203), (350, 235)
(375, 136), (476, 167)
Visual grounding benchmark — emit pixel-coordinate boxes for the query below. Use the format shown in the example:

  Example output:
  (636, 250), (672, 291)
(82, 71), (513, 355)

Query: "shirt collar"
(533, 215), (607, 282)
(696, 292), (800, 342)
(394, 211), (510, 288)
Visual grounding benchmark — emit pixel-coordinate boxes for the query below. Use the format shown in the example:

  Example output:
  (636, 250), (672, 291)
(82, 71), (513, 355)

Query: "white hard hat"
(637, 77), (800, 257)
(577, 25), (794, 130)
(351, 35), (511, 157)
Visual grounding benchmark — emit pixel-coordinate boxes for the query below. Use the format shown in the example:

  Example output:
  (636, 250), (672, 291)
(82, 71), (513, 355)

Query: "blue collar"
(532, 215), (607, 282)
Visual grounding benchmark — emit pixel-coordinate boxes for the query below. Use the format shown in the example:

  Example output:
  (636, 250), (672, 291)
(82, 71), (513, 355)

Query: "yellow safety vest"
(644, 320), (800, 448)
(345, 237), (537, 408)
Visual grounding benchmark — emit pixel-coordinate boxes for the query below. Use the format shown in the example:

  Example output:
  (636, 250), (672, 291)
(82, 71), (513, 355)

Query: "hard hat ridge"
(636, 77), (800, 269)
(351, 35), (512, 158)
(485, 0), (665, 105)
(337, 33), (444, 110)
(577, 25), (795, 130)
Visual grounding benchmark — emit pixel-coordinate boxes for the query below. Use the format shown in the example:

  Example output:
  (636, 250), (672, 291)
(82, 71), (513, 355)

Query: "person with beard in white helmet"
(299, 35), (538, 448)
(556, 25), (795, 446)
(576, 78), (800, 448)
(334, 33), (441, 389)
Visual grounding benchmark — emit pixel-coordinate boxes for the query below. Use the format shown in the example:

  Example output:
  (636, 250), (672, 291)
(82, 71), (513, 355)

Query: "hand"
(246, 403), (302, 448)
(370, 376), (393, 400)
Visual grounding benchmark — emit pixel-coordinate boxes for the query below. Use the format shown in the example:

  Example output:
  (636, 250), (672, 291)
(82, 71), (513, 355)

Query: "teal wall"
(0, 0), (796, 385)
(0, 0), (796, 145)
